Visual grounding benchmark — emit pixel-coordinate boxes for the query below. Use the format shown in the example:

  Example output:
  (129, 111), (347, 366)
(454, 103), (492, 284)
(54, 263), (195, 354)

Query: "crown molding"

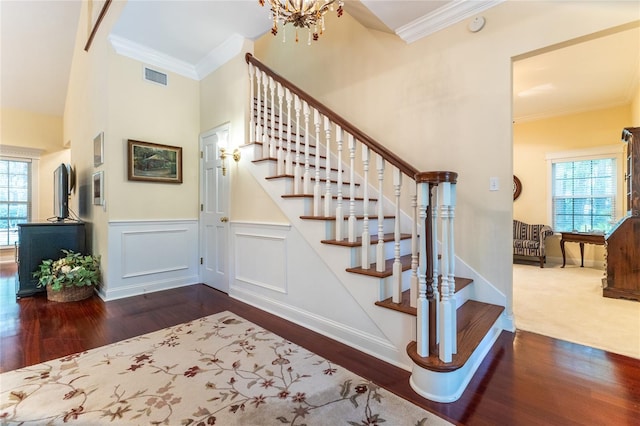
(195, 34), (245, 79)
(0, 145), (44, 159)
(396, 0), (504, 44)
(109, 34), (199, 80)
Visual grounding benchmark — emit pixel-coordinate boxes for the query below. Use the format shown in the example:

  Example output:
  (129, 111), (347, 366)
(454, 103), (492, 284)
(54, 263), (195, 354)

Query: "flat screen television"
(53, 163), (69, 221)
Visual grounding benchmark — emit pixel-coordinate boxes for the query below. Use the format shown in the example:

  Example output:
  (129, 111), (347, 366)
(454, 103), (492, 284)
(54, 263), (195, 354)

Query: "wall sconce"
(219, 146), (241, 176)
(219, 146), (228, 176)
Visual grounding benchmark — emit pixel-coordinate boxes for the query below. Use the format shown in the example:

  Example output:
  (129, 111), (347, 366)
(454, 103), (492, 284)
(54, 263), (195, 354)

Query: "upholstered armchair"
(513, 220), (554, 268)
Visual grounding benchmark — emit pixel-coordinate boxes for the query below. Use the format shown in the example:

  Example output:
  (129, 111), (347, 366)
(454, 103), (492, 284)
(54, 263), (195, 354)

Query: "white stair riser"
(323, 217), (396, 241)
(293, 197), (378, 217)
(346, 238), (413, 268)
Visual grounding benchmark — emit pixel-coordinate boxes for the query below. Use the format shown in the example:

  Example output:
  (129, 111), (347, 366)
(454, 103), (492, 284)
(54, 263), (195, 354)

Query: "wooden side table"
(560, 232), (605, 268)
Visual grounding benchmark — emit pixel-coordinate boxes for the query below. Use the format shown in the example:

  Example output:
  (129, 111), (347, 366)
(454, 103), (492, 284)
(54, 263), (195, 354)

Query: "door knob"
(220, 217), (229, 222)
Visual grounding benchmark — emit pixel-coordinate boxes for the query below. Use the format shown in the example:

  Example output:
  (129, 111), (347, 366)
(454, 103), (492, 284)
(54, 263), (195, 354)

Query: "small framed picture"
(93, 171), (104, 205)
(93, 131), (104, 167)
(127, 139), (183, 183)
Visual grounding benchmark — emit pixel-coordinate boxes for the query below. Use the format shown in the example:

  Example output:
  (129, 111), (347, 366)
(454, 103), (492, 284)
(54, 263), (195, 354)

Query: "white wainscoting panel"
(228, 221), (406, 368)
(104, 220), (199, 300)
(235, 231), (287, 293)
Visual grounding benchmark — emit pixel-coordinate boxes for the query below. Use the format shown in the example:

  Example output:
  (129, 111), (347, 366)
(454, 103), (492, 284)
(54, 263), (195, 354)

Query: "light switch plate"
(489, 177), (499, 191)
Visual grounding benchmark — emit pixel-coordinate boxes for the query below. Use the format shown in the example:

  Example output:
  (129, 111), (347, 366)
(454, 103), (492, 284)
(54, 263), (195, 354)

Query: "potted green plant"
(33, 249), (101, 302)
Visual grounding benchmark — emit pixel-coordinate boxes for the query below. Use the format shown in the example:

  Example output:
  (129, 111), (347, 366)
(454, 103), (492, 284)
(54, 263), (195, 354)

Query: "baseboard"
(230, 286), (410, 371)
(98, 276), (199, 301)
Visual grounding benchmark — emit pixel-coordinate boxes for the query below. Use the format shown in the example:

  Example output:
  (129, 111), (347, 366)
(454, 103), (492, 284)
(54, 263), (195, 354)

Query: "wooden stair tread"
(321, 233), (411, 247)
(254, 158), (340, 172)
(301, 214), (394, 221)
(267, 175), (359, 186)
(253, 140), (317, 150)
(374, 277), (474, 316)
(406, 300), (504, 372)
(345, 254), (412, 278)
(282, 194), (378, 202)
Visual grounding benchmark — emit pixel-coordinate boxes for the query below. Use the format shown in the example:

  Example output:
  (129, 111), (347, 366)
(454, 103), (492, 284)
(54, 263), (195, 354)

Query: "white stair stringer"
(240, 142), (508, 402)
(409, 313), (503, 403)
(242, 144), (418, 368)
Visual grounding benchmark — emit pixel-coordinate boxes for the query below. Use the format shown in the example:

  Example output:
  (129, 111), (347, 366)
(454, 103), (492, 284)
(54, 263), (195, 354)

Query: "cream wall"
(514, 104), (631, 267)
(1, 109), (64, 152)
(254, 2), (640, 310)
(64, 0), (200, 285)
(0, 109), (70, 222)
(199, 42), (286, 222)
(106, 52), (200, 220)
(632, 80), (640, 126)
(64, 0), (123, 274)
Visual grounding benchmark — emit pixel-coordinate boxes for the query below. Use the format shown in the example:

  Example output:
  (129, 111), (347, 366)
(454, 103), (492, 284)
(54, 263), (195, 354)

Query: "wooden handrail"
(246, 53), (419, 179)
(415, 171), (458, 184)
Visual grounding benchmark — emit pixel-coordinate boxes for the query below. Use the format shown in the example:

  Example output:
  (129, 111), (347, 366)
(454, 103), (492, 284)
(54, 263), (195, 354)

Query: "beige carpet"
(0, 311), (451, 425)
(513, 263), (640, 359)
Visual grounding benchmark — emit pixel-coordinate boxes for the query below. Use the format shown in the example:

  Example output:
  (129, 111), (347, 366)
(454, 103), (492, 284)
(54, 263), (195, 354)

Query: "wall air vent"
(143, 66), (168, 86)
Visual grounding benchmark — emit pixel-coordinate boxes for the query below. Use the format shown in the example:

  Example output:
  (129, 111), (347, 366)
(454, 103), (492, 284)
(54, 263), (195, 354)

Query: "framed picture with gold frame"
(127, 139), (183, 184)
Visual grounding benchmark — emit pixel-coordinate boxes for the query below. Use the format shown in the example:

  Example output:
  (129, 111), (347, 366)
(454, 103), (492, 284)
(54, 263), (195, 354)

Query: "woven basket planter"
(46, 283), (95, 302)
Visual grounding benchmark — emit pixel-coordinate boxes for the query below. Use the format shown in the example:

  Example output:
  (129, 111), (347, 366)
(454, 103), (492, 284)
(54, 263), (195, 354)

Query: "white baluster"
(276, 83), (285, 174)
(439, 182), (455, 362)
(361, 146), (370, 269)
(376, 155), (385, 273)
(323, 117), (332, 218)
(410, 183), (418, 309)
(293, 95), (302, 193)
(313, 109), (322, 216)
(447, 182), (457, 353)
(335, 125), (344, 240)
(416, 182), (429, 357)
(303, 101), (311, 194)
(261, 72), (269, 158)
(432, 186), (440, 344)
(285, 89), (294, 176)
(269, 76), (276, 158)
(392, 168), (402, 303)
(248, 64), (255, 145)
(348, 134), (356, 243)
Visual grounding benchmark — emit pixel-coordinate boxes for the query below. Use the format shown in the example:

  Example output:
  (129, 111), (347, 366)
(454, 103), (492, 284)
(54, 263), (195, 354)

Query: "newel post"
(415, 171), (458, 361)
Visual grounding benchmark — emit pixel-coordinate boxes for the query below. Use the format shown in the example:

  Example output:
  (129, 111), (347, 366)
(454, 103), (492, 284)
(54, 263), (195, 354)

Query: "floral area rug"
(0, 311), (451, 425)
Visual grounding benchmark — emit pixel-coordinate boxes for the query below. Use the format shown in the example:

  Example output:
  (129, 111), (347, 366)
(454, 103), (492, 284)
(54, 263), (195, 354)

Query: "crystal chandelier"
(259, 0), (344, 44)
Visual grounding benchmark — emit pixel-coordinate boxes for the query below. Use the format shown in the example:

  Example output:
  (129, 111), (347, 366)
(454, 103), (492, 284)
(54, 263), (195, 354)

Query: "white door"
(199, 125), (230, 292)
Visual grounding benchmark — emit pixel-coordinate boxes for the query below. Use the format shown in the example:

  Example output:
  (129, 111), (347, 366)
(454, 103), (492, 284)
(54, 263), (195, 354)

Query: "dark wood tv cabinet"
(16, 222), (86, 298)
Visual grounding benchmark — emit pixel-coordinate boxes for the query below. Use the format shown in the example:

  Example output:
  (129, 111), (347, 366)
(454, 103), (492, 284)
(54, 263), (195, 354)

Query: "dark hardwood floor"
(2, 262), (639, 425)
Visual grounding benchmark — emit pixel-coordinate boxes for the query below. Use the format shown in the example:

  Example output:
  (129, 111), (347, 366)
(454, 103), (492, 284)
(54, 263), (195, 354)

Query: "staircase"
(240, 53), (505, 403)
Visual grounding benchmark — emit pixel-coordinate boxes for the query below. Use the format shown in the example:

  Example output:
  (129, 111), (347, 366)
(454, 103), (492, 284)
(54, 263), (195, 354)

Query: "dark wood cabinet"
(623, 127), (640, 216)
(16, 222), (86, 298)
(604, 127), (640, 301)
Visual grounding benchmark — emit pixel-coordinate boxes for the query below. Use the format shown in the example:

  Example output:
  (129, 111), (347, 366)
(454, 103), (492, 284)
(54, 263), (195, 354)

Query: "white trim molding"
(109, 33), (247, 81)
(0, 145), (44, 159)
(195, 34), (245, 79)
(396, 0), (504, 43)
(109, 34), (199, 80)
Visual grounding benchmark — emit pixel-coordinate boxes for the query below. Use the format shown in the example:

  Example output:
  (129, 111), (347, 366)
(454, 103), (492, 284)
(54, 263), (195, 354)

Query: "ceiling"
(1, 1), (638, 123)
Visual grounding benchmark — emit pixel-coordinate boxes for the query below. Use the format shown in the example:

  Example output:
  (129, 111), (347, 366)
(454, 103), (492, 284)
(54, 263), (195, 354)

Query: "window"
(547, 145), (624, 234)
(0, 159), (32, 246)
(552, 158), (616, 233)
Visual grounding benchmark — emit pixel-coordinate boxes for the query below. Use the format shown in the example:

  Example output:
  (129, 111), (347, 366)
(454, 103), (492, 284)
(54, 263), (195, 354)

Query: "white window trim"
(0, 145), (43, 244)
(546, 144), (625, 231)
